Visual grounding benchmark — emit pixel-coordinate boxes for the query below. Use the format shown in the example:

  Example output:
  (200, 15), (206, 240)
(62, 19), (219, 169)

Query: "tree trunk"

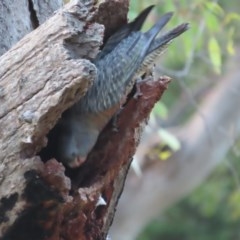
(0, 0), (169, 239)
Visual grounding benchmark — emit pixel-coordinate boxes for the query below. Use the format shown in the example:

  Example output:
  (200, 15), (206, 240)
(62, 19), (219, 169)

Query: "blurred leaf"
(224, 12), (240, 25)
(227, 27), (235, 55)
(204, 12), (220, 32)
(208, 37), (222, 74)
(158, 129), (181, 152)
(228, 190), (240, 220)
(153, 102), (168, 119)
(180, 25), (196, 56)
(156, 1), (176, 13)
(204, 2), (224, 16)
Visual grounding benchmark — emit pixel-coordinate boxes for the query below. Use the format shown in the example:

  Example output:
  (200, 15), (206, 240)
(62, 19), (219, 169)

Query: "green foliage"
(228, 190), (240, 220)
(208, 36), (222, 74)
(152, 102), (168, 119)
(129, 0), (240, 75)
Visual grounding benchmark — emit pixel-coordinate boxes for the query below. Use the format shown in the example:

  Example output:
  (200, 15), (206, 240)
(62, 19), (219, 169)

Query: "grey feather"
(75, 11), (176, 114)
(95, 5), (155, 61)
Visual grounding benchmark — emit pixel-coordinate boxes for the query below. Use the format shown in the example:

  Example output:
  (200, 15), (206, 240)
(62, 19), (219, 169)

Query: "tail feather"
(95, 5), (154, 60)
(141, 12), (173, 59)
(129, 5), (155, 31)
(148, 23), (189, 54)
(136, 23), (189, 77)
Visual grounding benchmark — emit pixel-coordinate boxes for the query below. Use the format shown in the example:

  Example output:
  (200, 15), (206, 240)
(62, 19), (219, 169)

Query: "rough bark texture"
(0, 0), (62, 55)
(0, 0), (170, 239)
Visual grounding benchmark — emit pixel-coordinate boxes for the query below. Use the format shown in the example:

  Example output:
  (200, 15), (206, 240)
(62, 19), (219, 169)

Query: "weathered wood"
(0, 0), (103, 160)
(0, 1), (102, 237)
(31, 0), (64, 25)
(0, 0), (63, 55)
(0, 0), (170, 239)
(0, 0), (33, 55)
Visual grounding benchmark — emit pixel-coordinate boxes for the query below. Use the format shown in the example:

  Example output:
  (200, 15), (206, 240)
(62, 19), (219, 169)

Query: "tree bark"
(0, 0), (169, 239)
